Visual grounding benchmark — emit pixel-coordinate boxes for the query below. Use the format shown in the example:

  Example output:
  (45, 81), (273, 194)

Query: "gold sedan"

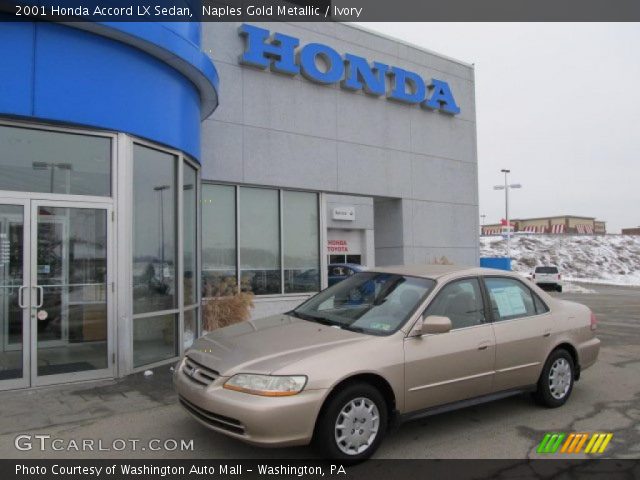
(175, 265), (600, 460)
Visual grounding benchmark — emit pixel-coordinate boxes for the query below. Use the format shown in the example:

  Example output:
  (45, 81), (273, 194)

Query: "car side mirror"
(415, 315), (452, 335)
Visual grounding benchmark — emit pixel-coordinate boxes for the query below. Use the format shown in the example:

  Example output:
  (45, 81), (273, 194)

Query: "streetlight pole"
(493, 170), (522, 265)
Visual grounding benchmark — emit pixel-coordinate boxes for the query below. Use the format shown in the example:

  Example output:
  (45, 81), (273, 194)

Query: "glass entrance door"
(32, 202), (112, 385)
(0, 201), (29, 389)
(0, 200), (113, 389)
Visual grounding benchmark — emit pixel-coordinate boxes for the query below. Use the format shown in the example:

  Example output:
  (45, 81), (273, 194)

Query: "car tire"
(314, 382), (388, 461)
(556, 285), (563, 292)
(534, 349), (575, 408)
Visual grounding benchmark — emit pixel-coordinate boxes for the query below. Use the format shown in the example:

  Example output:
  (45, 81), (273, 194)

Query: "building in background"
(622, 227), (640, 235)
(202, 22), (479, 319)
(482, 215), (606, 235)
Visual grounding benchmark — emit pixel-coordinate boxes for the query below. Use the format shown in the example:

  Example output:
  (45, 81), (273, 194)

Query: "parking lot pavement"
(0, 283), (638, 459)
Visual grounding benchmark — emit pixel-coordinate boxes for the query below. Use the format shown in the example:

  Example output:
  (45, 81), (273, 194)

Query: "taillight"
(533, 274), (536, 279)
(558, 274), (561, 280)
(590, 312), (597, 331)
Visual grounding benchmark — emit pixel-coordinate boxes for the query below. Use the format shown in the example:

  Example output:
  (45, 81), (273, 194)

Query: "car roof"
(366, 264), (518, 280)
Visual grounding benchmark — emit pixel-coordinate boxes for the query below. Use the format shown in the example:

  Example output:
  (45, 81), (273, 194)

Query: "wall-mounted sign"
(328, 239), (349, 253)
(332, 206), (355, 221)
(239, 24), (460, 115)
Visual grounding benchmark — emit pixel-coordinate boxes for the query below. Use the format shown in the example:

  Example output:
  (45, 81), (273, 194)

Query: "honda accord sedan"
(174, 265), (600, 460)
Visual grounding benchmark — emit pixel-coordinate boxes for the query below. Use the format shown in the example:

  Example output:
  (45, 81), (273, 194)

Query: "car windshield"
(535, 266), (558, 274)
(292, 272), (436, 335)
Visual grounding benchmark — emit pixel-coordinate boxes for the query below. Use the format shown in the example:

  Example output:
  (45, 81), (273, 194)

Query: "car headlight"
(223, 374), (307, 397)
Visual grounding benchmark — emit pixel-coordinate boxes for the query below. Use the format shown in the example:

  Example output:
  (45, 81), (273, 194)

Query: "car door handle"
(543, 329), (551, 337)
(477, 341), (490, 351)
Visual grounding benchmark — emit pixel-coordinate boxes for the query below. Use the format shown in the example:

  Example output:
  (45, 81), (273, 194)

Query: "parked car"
(175, 265), (599, 460)
(328, 263), (366, 286)
(533, 265), (563, 292)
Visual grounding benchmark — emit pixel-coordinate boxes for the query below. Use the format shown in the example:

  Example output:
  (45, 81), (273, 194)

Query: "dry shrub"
(203, 292), (254, 331)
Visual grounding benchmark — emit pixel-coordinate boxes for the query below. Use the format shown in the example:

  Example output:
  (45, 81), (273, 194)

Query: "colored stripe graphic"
(560, 433), (589, 453)
(584, 433), (613, 454)
(537, 433), (566, 454)
(541, 432), (613, 454)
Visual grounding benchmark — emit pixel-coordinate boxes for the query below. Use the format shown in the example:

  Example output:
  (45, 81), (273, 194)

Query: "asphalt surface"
(1, 283), (638, 459)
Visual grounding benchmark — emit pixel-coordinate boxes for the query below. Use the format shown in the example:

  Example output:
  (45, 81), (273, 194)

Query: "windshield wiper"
(342, 325), (368, 333)
(290, 310), (337, 326)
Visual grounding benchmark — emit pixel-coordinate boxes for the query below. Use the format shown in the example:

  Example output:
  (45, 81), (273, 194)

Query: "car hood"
(185, 314), (367, 375)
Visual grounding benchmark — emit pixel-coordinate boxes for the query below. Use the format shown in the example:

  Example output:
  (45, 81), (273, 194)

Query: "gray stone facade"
(201, 22), (479, 268)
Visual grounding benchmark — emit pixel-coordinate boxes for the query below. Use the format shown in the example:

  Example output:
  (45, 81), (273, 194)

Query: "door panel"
(404, 325), (495, 412)
(0, 202), (29, 388)
(492, 315), (555, 390)
(33, 204), (111, 382)
(484, 277), (554, 391)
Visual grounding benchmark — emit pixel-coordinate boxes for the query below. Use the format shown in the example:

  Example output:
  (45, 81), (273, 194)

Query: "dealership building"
(0, 21), (478, 389)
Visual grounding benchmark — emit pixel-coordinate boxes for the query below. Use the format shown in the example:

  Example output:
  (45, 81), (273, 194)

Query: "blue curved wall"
(0, 21), (219, 160)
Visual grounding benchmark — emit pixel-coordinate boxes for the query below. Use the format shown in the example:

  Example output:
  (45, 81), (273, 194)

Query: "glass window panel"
(133, 314), (177, 367)
(484, 277), (537, 321)
(36, 207), (108, 376)
(424, 278), (486, 329)
(132, 145), (177, 314)
(202, 184), (237, 297)
(239, 187), (280, 295)
(283, 191), (319, 293)
(0, 125), (111, 196)
(0, 205), (24, 380)
(183, 163), (198, 306)
(183, 308), (198, 350)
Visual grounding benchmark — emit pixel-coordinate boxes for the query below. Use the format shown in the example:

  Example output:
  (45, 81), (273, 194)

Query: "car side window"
(423, 278), (486, 329)
(533, 293), (549, 314)
(484, 277), (538, 321)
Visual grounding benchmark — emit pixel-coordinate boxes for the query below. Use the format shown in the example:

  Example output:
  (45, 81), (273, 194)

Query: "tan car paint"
(175, 265), (600, 448)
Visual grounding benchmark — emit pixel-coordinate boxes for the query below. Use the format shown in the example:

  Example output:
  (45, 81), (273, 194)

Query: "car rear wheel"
(556, 285), (563, 292)
(534, 349), (575, 407)
(314, 382), (387, 461)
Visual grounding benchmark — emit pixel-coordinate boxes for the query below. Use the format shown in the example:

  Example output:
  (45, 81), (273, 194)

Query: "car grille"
(179, 396), (246, 436)
(182, 356), (220, 387)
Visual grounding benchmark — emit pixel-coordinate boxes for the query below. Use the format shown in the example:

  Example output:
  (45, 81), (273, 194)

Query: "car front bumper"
(174, 367), (327, 447)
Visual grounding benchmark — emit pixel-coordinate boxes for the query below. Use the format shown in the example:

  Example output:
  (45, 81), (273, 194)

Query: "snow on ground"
(480, 234), (640, 286)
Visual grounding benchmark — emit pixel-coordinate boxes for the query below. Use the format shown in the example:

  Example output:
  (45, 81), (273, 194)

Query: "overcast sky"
(361, 23), (640, 233)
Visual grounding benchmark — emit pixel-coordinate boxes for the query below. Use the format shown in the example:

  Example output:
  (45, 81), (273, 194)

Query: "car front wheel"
(534, 349), (575, 407)
(314, 382), (387, 461)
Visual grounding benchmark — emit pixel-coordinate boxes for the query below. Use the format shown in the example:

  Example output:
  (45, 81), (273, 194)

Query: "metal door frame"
(0, 198), (31, 390)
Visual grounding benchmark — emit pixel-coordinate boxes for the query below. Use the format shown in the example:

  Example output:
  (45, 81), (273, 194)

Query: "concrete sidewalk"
(0, 365), (177, 440)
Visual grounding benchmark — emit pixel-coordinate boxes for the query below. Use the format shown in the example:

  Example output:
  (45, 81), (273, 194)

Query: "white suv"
(533, 266), (563, 292)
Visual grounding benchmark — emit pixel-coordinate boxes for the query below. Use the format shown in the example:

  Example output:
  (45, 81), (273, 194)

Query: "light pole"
(33, 162), (73, 194)
(480, 214), (487, 235)
(493, 169), (522, 262)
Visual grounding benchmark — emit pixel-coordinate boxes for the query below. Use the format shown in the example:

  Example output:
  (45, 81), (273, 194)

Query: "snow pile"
(480, 235), (640, 286)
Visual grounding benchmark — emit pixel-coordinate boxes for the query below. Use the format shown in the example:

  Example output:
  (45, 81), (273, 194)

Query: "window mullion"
(279, 189), (284, 295)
